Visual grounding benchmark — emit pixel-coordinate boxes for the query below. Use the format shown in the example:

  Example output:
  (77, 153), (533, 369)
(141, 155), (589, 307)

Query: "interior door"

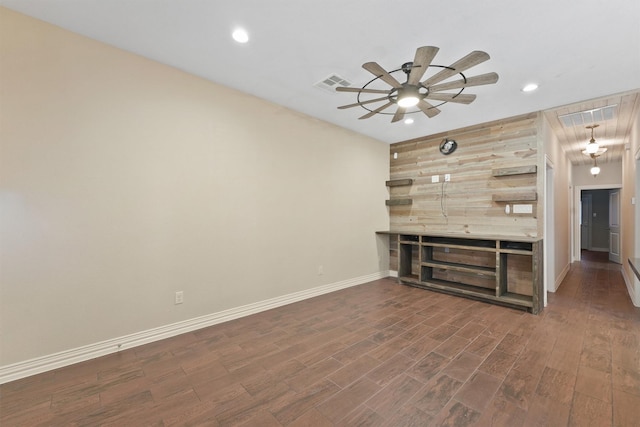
(580, 193), (592, 250)
(609, 190), (621, 263)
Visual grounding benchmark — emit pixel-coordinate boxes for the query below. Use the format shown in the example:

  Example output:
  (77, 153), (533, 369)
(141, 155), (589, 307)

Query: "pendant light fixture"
(582, 124), (606, 177)
(590, 157), (600, 177)
(584, 124), (600, 154)
(582, 124), (607, 156)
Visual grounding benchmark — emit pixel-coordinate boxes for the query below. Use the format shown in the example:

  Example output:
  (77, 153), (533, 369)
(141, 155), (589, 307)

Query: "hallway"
(1, 255), (639, 426)
(540, 251), (640, 426)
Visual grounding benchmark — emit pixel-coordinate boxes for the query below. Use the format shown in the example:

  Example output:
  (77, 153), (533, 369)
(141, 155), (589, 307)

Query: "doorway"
(574, 185), (622, 263)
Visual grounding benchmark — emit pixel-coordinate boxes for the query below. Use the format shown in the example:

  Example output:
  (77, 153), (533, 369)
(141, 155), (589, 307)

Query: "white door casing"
(581, 193), (592, 251)
(609, 190), (621, 263)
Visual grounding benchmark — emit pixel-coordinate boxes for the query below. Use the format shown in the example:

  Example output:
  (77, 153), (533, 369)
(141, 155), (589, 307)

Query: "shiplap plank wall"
(388, 112), (543, 238)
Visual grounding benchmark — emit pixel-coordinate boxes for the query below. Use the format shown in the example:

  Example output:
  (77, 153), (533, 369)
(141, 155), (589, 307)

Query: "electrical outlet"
(444, 174), (451, 182)
(318, 265), (324, 275)
(175, 291), (184, 305)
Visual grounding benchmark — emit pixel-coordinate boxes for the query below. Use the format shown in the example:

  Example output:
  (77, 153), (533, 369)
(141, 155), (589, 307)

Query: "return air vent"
(314, 74), (352, 93)
(558, 105), (617, 128)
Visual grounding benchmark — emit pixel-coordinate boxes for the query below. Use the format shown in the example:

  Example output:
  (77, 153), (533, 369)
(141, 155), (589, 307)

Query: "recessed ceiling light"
(404, 118), (414, 125)
(522, 83), (538, 93)
(232, 28), (249, 43)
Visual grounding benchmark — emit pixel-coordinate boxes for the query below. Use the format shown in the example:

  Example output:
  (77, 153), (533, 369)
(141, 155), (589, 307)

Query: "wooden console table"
(378, 231), (543, 314)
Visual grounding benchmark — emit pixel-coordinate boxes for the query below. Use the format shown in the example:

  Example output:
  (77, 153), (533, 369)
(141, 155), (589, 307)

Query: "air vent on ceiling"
(558, 105), (617, 128)
(314, 74), (352, 93)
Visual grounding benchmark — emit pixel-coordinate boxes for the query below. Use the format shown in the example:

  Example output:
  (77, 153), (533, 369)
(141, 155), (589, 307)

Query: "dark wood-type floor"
(2, 251), (639, 426)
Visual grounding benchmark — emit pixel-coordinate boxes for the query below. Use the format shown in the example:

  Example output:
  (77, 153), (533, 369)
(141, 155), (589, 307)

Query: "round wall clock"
(439, 138), (457, 155)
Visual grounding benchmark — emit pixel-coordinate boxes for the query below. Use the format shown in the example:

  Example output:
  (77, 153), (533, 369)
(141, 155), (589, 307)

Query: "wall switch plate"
(513, 204), (533, 214)
(431, 175), (439, 183)
(317, 265), (323, 275)
(175, 291), (184, 304)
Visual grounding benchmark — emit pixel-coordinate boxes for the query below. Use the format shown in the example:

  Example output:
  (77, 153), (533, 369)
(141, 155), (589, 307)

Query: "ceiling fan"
(337, 46), (499, 122)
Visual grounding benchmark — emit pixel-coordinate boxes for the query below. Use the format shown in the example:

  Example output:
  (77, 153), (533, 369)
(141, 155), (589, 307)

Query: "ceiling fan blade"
(417, 99), (440, 118)
(363, 62), (402, 88)
(338, 96), (390, 109)
(422, 51), (490, 87)
(429, 72), (499, 92)
(391, 107), (406, 123)
(336, 86), (391, 94)
(407, 46), (439, 85)
(359, 101), (395, 119)
(425, 93), (477, 104)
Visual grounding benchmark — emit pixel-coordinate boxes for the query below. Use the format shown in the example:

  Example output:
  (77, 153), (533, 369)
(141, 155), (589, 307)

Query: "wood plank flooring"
(2, 252), (639, 426)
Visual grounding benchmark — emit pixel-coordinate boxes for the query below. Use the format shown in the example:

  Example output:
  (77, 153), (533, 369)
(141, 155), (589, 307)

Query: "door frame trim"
(573, 184), (622, 262)
(609, 189), (621, 263)
(581, 193), (593, 251)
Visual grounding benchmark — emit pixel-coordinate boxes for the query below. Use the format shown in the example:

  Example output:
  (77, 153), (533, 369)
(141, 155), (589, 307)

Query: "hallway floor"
(1, 255), (639, 426)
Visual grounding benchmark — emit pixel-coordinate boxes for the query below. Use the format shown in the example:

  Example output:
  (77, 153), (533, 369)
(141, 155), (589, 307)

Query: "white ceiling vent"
(558, 105), (617, 128)
(314, 74), (352, 93)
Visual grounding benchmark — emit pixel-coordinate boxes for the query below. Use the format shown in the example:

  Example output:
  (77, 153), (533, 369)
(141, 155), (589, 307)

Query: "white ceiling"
(2, 0), (640, 154)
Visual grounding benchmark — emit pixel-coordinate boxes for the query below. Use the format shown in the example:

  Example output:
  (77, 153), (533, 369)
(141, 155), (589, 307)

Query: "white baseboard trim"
(389, 270), (398, 278)
(621, 267), (640, 307)
(0, 271), (391, 385)
(551, 263), (571, 292)
(590, 247), (609, 252)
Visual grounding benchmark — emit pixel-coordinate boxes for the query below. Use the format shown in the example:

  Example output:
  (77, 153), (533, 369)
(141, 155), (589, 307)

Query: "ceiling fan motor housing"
(401, 62), (414, 75)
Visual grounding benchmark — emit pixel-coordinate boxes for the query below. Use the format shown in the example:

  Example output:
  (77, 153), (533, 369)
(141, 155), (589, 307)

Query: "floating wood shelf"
(492, 165), (537, 177)
(385, 179), (413, 187)
(386, 199), (412, 206)
(492, 192), (537, 202)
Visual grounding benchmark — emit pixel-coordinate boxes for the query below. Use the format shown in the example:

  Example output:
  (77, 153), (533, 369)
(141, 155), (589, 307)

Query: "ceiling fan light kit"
(397, 94), (420, 108)
(337, 46), (499, 123)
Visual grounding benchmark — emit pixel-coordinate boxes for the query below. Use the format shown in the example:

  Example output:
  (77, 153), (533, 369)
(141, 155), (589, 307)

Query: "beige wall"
(542, 115), (572, 291)
(621, 106), (640, 306)
(0, 8), (389, 366)
(573, 162), (622, 187)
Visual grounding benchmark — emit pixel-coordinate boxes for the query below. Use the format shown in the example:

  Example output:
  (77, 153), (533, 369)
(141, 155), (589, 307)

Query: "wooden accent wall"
(388, 113), (543, 238)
